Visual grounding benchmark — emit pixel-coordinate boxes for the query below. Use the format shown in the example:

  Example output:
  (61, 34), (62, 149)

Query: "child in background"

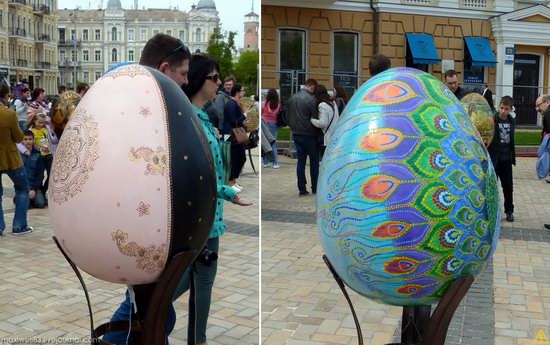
(19, 130), (46, 208)
(488, 96), (516, 222)
(25, 112), (57, 199)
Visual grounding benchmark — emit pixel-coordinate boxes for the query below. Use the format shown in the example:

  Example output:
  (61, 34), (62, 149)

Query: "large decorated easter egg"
(49, 64), (217, 285)
(461, 92), (495, 147)
(317, 67), (500, 306)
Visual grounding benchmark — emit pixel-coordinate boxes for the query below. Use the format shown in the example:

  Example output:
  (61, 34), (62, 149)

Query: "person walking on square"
(0, 82), (33, 236)
(369, 54), (391, 77)
(178, 53), (252, 345)
(444, 70), (467, 100)
(20, 130), (46, 209)
(488, 96), (516, 222)
(285, 79), (319, 196)
(261, 88), (281, 169)
(311, 85), (339, 158)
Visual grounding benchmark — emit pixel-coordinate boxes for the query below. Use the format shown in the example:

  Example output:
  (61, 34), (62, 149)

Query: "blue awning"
(464, 37), (497, 67)
(405, 33), (440, 65)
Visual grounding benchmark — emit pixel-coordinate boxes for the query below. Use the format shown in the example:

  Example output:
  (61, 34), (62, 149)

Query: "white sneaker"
(263, 163), (269, 168)
(273, 163), (280, 169)
(231, 185), (242, 194)
(235, 183), (244, 191)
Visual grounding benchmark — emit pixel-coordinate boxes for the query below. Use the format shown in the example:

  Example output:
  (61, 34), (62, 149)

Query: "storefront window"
(279, 29), (305, 102)
(333, 32), (358, 98)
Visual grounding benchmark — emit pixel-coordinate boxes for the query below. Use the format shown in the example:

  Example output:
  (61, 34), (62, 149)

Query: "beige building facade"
(56, 0), (219, 88)
(262, 0), (550, 126)
(1, 0), (58, 94)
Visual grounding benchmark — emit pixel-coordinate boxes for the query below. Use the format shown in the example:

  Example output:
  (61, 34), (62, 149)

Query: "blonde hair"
(26, 111), (47, 129)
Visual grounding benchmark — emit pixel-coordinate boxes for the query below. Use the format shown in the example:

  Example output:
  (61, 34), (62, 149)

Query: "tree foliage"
(207, 27), (237, 81)
(234, 50), (259, 96)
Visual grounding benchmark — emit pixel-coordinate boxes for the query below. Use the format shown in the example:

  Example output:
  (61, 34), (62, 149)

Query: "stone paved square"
(261, 155), (550, 345)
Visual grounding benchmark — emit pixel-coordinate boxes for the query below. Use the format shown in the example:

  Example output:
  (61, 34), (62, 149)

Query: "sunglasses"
(159, 40), (187, 65)
(205, 74), (220, 83)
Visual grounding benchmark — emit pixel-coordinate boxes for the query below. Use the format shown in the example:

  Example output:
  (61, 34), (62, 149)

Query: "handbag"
(247, 129), (259, 149)
(218, 140), (232, 184)
(231, 127), (250, 145)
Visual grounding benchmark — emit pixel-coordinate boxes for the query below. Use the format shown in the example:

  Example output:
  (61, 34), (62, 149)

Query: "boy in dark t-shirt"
(488, 96), (516, 222)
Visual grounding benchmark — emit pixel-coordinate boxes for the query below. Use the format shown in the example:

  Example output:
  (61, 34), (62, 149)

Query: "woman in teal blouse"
(175, 54), (252, 345)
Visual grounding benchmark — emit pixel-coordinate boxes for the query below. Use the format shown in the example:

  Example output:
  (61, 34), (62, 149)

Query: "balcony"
(461, 0), (493, 9)
(35, 34), (50, 42)
(402, 0), (437, 4)
(8, 0), (27, 7)
(9, 28), (26, 38)
(33, 5), (51, 15)
(58, 39), (81, 46)
(35, 61), (50, 69)
(58, 60), (80, 68)
(11, 59), (28, 67)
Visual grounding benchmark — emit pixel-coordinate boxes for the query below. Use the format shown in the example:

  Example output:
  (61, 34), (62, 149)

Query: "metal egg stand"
(53, 236), (200, 345)
(322, 255), (474, 345)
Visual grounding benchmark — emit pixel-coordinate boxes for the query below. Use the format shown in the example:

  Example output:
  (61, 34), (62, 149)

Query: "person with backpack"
(261, 88), (281, 169)
(311, 85), (339, 159)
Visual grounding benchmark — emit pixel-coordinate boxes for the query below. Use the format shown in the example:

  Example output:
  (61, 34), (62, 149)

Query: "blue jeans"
(18, 120), (26, 131)
(102, 237), (220, 345)
(0, 166), (30, 231)
(263, 122), (279, 165)
(293, 134), (320, 193)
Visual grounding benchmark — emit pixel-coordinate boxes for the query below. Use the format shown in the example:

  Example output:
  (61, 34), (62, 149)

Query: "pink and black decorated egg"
(49, 64), (217, 285)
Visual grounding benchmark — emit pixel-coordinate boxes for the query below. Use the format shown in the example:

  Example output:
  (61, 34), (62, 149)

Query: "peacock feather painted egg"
(317, 67), (500, 306)
(49, 64), (217, 285)
(461, 92), (495, 147)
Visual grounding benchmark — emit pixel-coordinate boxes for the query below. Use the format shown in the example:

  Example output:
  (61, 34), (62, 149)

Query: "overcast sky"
(57, 0), (260, 48)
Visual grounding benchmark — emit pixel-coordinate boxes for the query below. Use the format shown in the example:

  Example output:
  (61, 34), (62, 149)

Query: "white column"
(496, 41), (514, 102)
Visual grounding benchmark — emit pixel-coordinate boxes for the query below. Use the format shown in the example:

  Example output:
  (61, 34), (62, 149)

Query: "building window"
(95, 29), (100, 40)
(0, 11), (3, 28)
(95, 71), (101, 80)
(166, 29), (172, 36)
(141, 28), (147, 41)
(111, 27), (117, 41)
(83, 50), (89, 62)
(128, 50), (134, 61)
(71, 29), (75, 40)
(71, 49), (76, 62)
(278, 29), (306, 102)
(153, 29), (159, 36)
(195, 28), (201, 42)
(179, 30), (185, 41)
(128, 28), (134, 41)
(1, 42), (3, 60)
(111, 48), (117, 62)
(95, 50), (101, 61)
(333, 32), (359, 96)
(83, 71), (89, 82)
(59, 49), (66, 62)
(83, 29), (88, 41)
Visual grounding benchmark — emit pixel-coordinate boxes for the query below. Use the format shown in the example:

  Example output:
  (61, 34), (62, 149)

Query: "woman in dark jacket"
(222, 83), (248, 190)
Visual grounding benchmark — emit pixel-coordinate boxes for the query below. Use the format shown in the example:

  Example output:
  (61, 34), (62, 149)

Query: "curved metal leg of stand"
(424, 276), (474, 345)
(322, 254), (474, 345)
(53, 236), (97, 339)
(248, 148), (257, 175)
(323, 255), (364, 345)
(139, 250), (198, 345)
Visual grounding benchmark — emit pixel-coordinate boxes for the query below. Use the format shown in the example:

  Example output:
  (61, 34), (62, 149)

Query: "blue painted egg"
(317, 68), (500, 306)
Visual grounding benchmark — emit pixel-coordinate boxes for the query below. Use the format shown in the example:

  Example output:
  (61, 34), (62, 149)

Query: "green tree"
(207, 27), (237, 81)
(234, 50), (259, 95)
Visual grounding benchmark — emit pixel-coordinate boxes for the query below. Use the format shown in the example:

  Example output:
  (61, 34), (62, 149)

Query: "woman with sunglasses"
(177, 54), (252, 345)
